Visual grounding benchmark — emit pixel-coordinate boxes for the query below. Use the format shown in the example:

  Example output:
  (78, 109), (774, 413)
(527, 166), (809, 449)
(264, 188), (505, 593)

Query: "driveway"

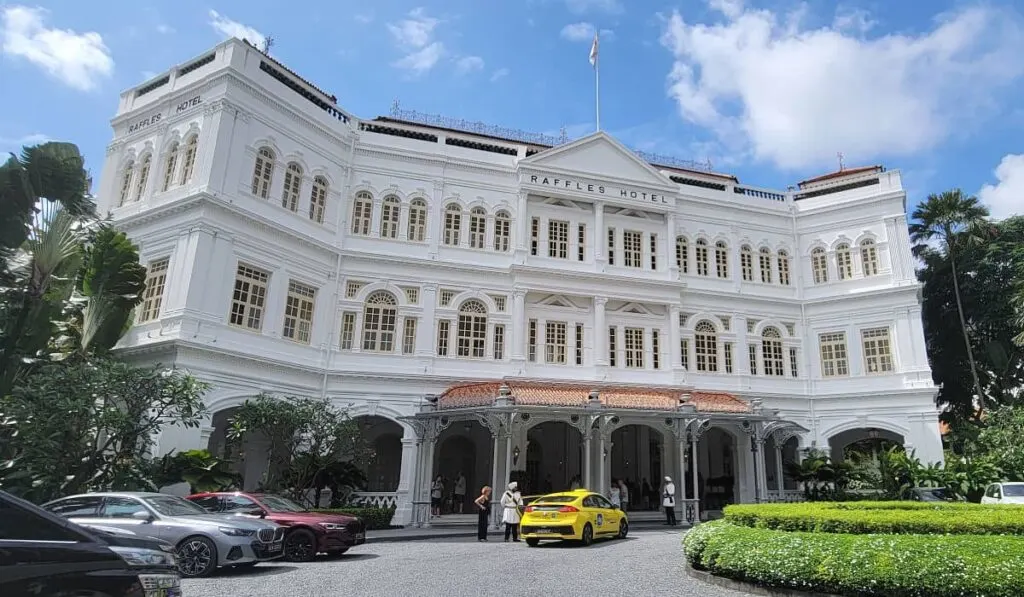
(182, 528), (750, 597)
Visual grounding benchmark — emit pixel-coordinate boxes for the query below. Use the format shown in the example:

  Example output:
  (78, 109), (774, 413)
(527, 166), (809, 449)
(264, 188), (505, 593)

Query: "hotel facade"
(98, 39), (942, 526)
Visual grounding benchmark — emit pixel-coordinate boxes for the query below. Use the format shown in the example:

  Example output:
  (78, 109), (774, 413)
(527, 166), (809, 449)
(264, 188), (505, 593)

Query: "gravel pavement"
(182, 528), (751, 597)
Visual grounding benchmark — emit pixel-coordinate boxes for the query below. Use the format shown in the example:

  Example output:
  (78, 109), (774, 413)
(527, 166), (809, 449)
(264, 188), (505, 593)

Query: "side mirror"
(132, 510), (154, 523)
(243, 508), (267, 518)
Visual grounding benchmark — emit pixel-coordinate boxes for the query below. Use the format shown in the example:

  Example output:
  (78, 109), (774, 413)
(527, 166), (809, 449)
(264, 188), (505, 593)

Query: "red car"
(186, 492), (365, 562)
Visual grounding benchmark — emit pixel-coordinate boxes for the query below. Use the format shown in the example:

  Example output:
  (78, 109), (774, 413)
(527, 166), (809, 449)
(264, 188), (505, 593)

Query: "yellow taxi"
(519, 489), (628, 547)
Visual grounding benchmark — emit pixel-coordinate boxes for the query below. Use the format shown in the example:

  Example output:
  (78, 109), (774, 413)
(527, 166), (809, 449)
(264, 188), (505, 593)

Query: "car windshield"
(926, 488), (952, 499)
(144, 495), (209, 516)
(258, 495), (307, 512)
(1004, 485), (1024, 497)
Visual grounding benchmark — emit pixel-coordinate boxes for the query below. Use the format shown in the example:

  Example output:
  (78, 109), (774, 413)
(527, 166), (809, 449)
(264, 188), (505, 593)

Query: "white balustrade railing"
(349, 491), (398, 509)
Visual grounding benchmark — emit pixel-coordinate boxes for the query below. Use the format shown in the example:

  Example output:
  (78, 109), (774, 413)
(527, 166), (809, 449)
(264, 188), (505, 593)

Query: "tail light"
(558, 506), (579, 513)
(524, 506), (535, 513)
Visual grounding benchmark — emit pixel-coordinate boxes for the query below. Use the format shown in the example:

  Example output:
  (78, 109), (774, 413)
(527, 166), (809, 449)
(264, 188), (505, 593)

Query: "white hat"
(664, 476), (672, 482)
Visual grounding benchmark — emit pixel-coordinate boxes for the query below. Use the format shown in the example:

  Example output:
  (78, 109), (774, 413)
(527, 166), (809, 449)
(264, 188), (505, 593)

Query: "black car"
(0, 490), (183, 597)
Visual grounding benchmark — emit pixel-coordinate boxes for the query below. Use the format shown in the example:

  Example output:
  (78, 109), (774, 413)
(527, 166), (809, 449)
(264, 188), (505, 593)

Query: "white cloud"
(0, 132), (50, 155)
(0, 5), (113, 91)
(388, 8), (446, 75)
(660, 3), (1024, 170)
(208, 10), (264, 48)
(832, 8), (875, 35)
(455, 55), (484, 75)
(977, 154), (1024, 220)
(392, 42), (443, 75)
(560, 22), (613, 42)
(156, 24), (174, 35)
(565, 0), (623, 14)
(490, 67), (510, 82)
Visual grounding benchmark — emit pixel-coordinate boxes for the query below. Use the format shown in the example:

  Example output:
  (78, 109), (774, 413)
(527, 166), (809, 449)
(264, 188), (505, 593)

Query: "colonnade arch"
(432, 419), (492, 513)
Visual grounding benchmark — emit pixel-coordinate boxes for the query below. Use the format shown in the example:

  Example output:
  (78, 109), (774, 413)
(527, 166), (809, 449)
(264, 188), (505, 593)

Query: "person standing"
(474, 486), (492, 542)
(454, 472), (467, 513)
(662, 476), (677, 526)
(501, 482), (523, 542)
(431, 475), (444, 518)
(609, 479), (621, 509)
(619, 479), (630, 512)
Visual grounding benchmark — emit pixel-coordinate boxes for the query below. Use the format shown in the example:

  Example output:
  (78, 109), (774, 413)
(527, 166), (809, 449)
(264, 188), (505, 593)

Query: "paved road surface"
(182, 528), (750, 597)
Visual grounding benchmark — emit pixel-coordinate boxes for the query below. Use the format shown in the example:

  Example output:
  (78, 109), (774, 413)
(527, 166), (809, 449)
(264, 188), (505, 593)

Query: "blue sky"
(1, 0), (1023, 218)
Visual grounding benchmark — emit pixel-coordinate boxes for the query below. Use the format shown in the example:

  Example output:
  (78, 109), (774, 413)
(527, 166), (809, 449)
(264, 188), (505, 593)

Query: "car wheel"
(526, 538), (540, 547)
(580, 523), (594, 546)
(176, 535), (218, 578)
(284, 528), (317, 562)
(618, 520), (629, 539)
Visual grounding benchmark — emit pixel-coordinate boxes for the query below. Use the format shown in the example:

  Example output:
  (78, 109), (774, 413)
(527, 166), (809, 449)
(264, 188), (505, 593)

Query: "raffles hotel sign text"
(526, 174), (672, 205)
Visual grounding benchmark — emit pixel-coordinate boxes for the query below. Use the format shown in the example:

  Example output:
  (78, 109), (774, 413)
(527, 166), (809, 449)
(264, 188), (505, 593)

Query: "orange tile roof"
(436, 381), (750, 413)
(798, 165), (883, 187)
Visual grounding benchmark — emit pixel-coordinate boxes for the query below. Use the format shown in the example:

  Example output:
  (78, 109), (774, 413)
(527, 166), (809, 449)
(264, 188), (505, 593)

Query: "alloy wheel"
(177, 538), (215, 577)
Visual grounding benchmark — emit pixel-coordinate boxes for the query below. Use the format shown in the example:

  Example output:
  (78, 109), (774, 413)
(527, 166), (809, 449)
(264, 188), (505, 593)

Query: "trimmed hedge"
(724, 502), (1024, 535)
(315, 507), (396, 530)
(685, 520), (1024, 597)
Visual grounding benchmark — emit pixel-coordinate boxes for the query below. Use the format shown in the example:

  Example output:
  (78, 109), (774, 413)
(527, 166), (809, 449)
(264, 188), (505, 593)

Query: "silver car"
(43, 491), (285, 577)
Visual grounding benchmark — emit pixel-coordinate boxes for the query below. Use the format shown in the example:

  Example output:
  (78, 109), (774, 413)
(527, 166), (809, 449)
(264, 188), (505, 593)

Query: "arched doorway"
(610, 424), (663, 511)
(526, 421), (582, 494)
(828, 427), (904, 463)
(206, 405), (271, 491)
(355, 415), (404, 493)
(434, 420), (490, 514)
(697, 427), (738, 513)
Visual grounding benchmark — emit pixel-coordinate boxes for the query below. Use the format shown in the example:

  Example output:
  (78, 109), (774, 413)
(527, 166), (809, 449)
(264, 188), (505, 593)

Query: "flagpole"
(595, 47), (600, 132)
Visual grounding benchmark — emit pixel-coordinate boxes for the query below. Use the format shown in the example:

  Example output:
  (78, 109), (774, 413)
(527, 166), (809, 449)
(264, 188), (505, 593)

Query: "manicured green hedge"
(725, 501), (1024, 535)
(685, 520), (1024, 597)
(315, 507), (396, 530)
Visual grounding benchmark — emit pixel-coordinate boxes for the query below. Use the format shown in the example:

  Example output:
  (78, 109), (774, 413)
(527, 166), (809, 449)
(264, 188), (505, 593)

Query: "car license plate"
(145, 589), (182, 597)
(535, 528), (553, 534)
(268, 541), (283, 553)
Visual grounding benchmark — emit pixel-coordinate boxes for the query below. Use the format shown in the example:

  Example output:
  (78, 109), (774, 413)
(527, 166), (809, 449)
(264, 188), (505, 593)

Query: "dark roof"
(242, 40), (338, 105)
(798, 165), (883, 188)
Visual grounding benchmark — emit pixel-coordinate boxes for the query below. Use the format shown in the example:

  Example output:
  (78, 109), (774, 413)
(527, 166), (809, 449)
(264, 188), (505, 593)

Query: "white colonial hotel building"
(98, 39), (942, 526)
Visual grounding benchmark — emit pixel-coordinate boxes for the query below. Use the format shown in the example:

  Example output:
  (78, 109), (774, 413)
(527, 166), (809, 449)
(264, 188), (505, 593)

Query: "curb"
(683, 562), (841, 597)
(368, 523), (689, 543)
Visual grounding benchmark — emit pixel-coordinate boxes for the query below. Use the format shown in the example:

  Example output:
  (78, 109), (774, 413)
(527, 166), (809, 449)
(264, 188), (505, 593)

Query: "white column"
(391, 434), (418, 526)
(669, 305), (682, 372)
(427, 180), (444, 258)
(490, 429), (504, 529)
(774, 441), (785, 493)
(594, 297), (607, 366)
(515, 191), (528, 261)
(583, 424), (593, 490)
(667, 213), (678, 279)
(415, 284), (438, 356)
(677, 435), (687, 520)
(691, 435), (701, 521)
(511, 290), (526, 360)
(420, 435), (437, 528)
(594, 202), (605, 263)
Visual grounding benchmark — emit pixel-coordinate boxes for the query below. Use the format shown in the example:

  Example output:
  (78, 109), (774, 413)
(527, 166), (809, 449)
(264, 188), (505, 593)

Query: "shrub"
(724, 501), (1024, 535)
(685, 520), (1024, 597)
(315, 506), (396, 530)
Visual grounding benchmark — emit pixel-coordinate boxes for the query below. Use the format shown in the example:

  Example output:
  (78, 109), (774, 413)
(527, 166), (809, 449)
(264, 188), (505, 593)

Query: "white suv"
(980, 482), (1024, 505)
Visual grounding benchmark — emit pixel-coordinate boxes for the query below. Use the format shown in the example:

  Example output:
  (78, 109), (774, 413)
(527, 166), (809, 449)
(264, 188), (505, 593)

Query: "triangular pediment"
(618, 302), (653, 315)
(520, 132), (676, 189)
(539, 294), (579, 309)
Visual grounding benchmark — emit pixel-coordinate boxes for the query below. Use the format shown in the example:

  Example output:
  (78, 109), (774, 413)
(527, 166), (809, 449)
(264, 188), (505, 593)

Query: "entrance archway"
(610, 424), (663, 511)
(434, 420), (491, 514)
(828, 427), (904, 463)
(526, 421), (582, 494)
(355, 415), (404, 492)
(696, 427), (738, 512)
(206, 405), (271, 491)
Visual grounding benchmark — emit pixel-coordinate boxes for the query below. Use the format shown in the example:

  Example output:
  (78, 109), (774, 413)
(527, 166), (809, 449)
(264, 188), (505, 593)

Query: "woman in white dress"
(662, 476), (677, 526)
(500, 482), (523, 542)
(609, 479), (621, 509)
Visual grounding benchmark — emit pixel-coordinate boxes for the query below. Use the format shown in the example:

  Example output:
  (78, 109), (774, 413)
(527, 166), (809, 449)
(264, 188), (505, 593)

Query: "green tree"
(976, 405), (1024, 481)
(911, 190), (991, 413)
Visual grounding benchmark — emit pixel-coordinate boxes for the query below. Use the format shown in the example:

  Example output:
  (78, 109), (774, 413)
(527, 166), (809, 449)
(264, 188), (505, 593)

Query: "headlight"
(319, 523), (347, 531)
(109, 546), (177, 568)
(219, 526), (256, 537)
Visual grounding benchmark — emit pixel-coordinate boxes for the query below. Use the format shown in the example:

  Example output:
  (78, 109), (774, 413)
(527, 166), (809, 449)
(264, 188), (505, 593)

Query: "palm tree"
(910, 189), (990, 413)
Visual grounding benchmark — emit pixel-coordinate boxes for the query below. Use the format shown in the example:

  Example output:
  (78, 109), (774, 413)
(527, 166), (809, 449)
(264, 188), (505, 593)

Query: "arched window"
(811, 247), (828, 283)
(179, 134), (198, 185)
(694, 320), (718, 372)
(408, 199), (427, 242)
(161, 142), (179, 192)
(762, 326), (784, 376)
(675, 236), (689, 274)
(362, 291), (398, 352)
(351, 191), (373, 235)
(134, 154), (152, 202)
(282, 162), (302, 212)
(118, 160), (135, 206)
(695, 239), (709, 276)
(251, 147), (275, 199)
(836, 243), (853, 280)
(309, 176), (328, 223)
(759, 247), (773, 283)
(380, 196), (401, 239)
(469, 207), (486, 249)
(494, 210), (511, 252)
(443, 203), (462, 246)
(740, 245), (754, 281)
(715, 241), (729, 278)
(778, 250), (791, 286)
(456, 299), (487, 358)
(860, 239), (879, 276)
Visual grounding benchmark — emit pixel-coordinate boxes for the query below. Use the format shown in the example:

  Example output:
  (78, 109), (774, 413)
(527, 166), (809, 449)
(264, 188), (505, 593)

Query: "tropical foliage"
(150, 449), (242, 494)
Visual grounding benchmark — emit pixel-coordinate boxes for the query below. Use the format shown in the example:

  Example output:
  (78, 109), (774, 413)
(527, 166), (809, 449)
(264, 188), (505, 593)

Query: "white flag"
(589, 33), (599, 67)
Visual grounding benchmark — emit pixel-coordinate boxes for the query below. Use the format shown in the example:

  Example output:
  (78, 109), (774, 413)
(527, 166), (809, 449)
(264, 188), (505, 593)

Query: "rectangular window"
(608, 326), (617, 367)
(819, 332), (848, 377)
(340, 312), (356, 349)
(763, 339), (785, 376)
(528, 319), (537, 362)
(623, 231), (642, 268)
(607, 228), (615, 266)
(724, 342), (734, 373)
(741, 251), (753, 281)
(577, 224), (586, 262)
(760, 251), (773, 283)
(649, 233), (658, 270)
(530, 217), (539, 256)
(345, 280), (364, 299)
(862, 327), (894, 373)
(403, 287), (420, 304)
(282, 281), (316, 344)
(748, 344), (758, 375)
(138, 258), (169, 322)
(230, 264), (269, 331)
(545, 321), (567, 364)
(675, 237), (688, 274)
(680, 338), (689, 370)
(652, 330), (660, 369)
(436, 320), (450, 356)
(779, 255), (791, 286)
(402, 318), (417, 355)
(624, 328), (644, 368)
(456, 313), (487, 358)
(493, 324), (505, 360)
(439, 289), (455, 307)
(548, 220), (569, 259)
(490, 295), (507, 312)
(696, 242), (709, 276)
(494, 216), (511, 252)
(575, 323), (584, 365)
(789, 347), (799, 378)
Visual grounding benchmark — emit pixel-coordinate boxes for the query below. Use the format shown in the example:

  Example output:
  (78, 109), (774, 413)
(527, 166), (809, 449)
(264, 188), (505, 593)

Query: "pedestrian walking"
(474, 486), (492, 542)
(609, 479), (621, 508)
(619, 479), (630, 511)
(662, 476), (677, 526)
(501, 482), (523, 542)
(431, 475), (444, 518)
(454, 472), (467, 513)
